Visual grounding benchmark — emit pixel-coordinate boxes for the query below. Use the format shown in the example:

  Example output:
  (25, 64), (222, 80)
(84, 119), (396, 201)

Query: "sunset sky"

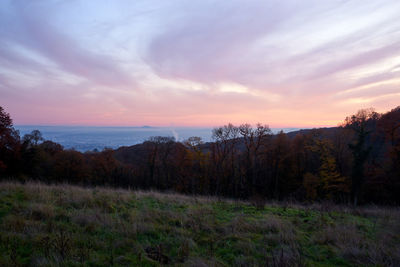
(1, 0), (400, 127)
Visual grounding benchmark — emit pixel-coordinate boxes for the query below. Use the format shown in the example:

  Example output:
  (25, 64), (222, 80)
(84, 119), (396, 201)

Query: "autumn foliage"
(0, 106), (399, 205)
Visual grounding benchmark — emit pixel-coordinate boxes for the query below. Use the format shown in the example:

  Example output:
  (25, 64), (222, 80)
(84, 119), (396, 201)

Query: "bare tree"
(211, 124), (240, 196)
(344, 109), (376, 205)
(239, 123), (271, 198)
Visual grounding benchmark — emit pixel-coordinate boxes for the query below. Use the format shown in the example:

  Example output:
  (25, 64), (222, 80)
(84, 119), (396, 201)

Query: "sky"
(0, 0), (400, 128)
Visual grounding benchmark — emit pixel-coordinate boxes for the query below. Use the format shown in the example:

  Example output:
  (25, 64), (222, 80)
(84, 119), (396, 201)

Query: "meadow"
(0, 182), (399, 266)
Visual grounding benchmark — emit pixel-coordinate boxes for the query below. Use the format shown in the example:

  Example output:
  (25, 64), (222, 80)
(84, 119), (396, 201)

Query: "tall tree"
(378, 106), (400, 203)
(239, 123), (271, 198)
(211, 124), (239, 196)
(183, 137), (208, 194)
(145, 136), (176, 189)
(268, 131), (290, 199)
(0, 106), (20, 177)
(316, 139), (349, 200)
(345, 109), (376, 205)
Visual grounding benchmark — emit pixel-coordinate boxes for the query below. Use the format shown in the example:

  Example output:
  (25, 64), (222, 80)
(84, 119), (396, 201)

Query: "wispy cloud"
(1, 1), (135, 87)
(0, 0), (399, 127)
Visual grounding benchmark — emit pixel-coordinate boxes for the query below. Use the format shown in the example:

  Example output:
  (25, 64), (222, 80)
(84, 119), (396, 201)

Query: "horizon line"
(14, 124), (338, 130)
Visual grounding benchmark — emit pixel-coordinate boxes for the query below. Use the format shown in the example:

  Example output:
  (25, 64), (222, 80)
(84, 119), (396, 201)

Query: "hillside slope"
(0, 182), (399, 266)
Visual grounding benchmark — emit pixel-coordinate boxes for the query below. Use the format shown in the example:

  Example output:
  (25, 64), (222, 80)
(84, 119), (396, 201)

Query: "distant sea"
(15, 126), (301, 152)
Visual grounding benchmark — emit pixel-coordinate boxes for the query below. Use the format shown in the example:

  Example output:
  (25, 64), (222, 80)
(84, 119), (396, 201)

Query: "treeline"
(0, 106), (399, 205)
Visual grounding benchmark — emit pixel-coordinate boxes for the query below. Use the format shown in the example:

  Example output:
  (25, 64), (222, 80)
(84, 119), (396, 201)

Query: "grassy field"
(0, 182), (399, 266)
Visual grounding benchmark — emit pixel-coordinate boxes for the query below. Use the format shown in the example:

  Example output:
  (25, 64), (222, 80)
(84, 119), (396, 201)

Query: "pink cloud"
(1, 0), (399, 127)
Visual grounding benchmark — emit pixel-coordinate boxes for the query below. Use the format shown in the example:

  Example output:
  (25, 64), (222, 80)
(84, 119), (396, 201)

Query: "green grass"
(0, 182), (399, 266)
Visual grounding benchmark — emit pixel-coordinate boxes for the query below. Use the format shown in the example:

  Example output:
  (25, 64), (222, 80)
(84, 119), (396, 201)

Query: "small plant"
(39, 235), (51, 258)
(53, 228), (71, 261)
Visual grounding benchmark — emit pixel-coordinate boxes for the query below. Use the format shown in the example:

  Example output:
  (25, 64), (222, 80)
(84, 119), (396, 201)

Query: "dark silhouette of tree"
(40, 140), (63, 155)
(53, 150), (89, 184)
(345, 109), (376, 205)
(90, 149), (120, 186)
(183, 137), (207, 194)
(303, 172), (319, 200)
(269, 131), (290, 199)
(0, 106), (20, 177)
(377, 106), (400, 203)
(379, 106), (400, 146)
(20, 130), (43, 179)
(211, 124), (240, 197)
(239, 123), (271, 198)
(37, 141), (64, 182)
(1, 104), (400, 204)
(145, 136), (176, 190)
(23, 130), (44, 146)
(332, 127), (353, 177)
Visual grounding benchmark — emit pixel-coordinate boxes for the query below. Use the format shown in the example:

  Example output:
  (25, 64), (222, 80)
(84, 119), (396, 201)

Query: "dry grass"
(0, 181), (399, 266)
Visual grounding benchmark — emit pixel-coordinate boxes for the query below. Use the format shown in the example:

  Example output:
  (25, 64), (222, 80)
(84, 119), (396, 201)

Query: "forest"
(0, 105), (399, 205)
